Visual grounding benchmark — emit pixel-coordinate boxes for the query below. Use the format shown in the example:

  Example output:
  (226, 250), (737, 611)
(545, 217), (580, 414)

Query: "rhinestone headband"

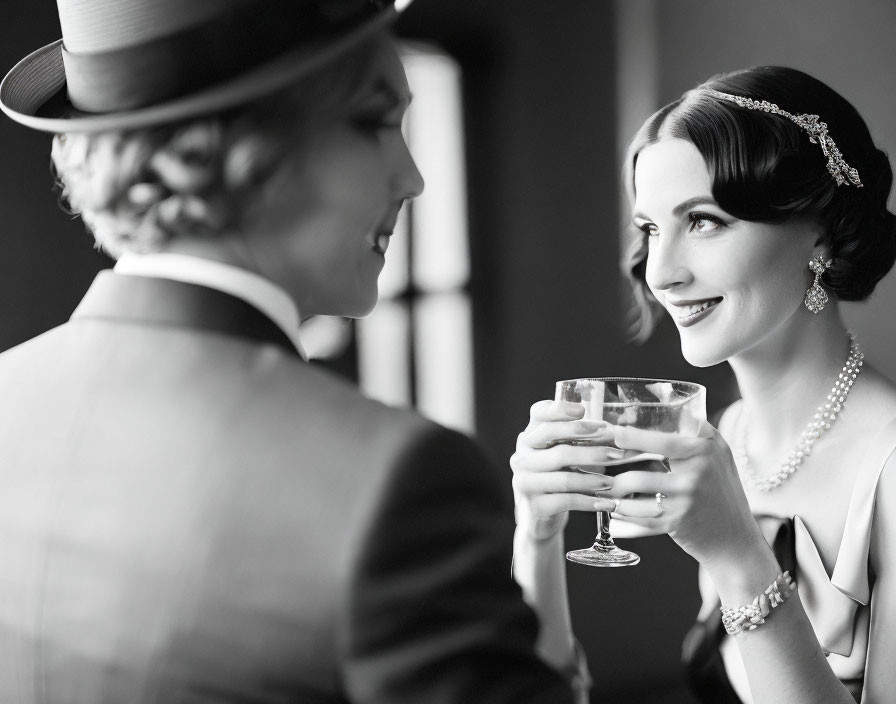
(703, 89), (863, 188)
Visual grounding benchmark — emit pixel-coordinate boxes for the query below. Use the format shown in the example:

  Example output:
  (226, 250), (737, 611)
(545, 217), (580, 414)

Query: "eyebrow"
(632, 196), (718, 222)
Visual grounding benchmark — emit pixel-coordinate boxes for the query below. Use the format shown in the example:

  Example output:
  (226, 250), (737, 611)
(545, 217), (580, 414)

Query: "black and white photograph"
(1, 1), (895, 702)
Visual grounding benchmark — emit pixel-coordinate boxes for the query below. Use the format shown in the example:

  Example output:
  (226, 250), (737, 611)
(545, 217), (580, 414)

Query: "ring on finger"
(611, 498), (621, 514)
(655, 492), (666, 517)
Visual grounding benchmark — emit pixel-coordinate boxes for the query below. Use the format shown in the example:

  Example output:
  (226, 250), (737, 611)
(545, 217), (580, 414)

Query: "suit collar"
(72, 270), (302, 357)
(114, 253), (307, 357)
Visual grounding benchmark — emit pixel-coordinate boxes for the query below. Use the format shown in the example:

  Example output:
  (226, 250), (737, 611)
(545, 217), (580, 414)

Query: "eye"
(639, 222), (660, 238)
(354, 112), (403, 133)
(352, 97), (407, 135)
(688, 212), (725, 233)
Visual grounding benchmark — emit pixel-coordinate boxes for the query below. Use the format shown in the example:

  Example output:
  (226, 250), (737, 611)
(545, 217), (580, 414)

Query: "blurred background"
(2, 1), (895, 702)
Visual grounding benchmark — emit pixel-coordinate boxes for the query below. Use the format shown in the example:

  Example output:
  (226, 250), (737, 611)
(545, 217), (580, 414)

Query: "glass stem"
(593, 511), (616, 551)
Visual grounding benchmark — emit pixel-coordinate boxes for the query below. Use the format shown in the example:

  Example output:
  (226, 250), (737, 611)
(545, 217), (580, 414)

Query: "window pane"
(413, 292), (474, 433)
(357, 300), (412, 408)
(402, 46), (470, 292)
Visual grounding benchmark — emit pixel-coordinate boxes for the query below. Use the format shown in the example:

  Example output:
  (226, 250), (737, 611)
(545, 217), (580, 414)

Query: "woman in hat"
(511, 66), (896, 703)
(0, 1), (588, 702)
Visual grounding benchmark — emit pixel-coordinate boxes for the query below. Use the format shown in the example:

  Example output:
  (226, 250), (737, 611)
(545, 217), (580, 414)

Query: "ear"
(811, 242), (833, 262)
(809, 218), (832, 261)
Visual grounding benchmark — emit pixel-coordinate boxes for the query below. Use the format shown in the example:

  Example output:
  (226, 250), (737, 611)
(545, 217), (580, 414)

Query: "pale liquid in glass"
(557, 378), (706, 567)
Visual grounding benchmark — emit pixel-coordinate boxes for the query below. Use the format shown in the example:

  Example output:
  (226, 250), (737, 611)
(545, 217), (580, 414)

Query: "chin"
(342, 292), (379, 320)
(679, 337), (727, 369)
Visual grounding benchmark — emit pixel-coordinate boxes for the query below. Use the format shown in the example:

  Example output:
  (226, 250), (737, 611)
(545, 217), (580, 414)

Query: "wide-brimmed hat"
(1, 0), (413, 133)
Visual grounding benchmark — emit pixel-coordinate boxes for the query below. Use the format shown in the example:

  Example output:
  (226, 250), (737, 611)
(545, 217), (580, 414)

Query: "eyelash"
(640, 212), (726, 238)
(689, 212), (725, 231)
(354, 112), (403, 133)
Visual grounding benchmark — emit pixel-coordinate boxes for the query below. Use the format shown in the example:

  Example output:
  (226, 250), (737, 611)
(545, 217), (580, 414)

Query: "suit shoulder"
(261, 357), (430, 431)
(244, 355), (481, 471)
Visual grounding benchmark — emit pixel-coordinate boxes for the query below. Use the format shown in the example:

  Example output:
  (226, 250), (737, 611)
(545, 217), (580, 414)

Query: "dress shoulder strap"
(831, 415), (896, 605)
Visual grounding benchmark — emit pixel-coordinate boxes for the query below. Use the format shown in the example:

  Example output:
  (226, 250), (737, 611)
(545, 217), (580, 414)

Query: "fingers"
(523, 418), (611, 450)
(513, 469), (613, 495)
(608, 517), (665, 539)
(588, 471), (681, 521)
(513, 470), (616, 520)
(517, 467), (669, 520)
(528, 399), (585, 424)
(609, 470), (678, 496)
(527, 492), (618, 517)
(610, 493), (668, 519)
(612, 423), (717, 459)
(512, 443), (643, 473)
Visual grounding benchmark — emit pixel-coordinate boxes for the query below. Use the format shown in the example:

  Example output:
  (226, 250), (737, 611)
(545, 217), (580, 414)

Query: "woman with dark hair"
(511, 66), (896, 703)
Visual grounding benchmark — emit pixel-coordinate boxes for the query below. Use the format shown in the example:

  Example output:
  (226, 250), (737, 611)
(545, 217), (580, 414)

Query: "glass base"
(566, 545), (640, 567)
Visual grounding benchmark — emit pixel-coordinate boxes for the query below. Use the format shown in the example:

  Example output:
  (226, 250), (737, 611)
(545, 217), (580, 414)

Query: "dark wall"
(0, 4), (111, 352)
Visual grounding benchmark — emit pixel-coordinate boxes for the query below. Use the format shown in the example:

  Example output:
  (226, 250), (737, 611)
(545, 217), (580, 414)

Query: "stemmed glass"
(555, 377), (706, 567)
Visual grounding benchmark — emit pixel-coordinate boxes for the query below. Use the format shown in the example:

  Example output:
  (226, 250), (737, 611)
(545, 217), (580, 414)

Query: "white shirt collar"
(114, 253), (307, 360)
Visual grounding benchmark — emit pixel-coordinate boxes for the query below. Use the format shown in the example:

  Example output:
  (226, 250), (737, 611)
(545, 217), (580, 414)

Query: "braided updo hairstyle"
(51, 36), (382, 259)
(622, 66), (896, 342)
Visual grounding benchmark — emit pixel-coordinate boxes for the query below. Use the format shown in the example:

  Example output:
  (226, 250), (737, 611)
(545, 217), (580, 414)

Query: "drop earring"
(804, 255), (833, 314)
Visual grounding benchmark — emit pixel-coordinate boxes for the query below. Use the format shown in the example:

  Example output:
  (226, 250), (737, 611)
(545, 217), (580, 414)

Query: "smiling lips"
(370, 207), (402, 256)
(372, 231), (392, 255)
(666, 297), (722, 327)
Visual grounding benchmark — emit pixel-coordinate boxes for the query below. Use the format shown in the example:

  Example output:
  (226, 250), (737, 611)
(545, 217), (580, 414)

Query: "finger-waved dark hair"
(621, 66), (896, 342)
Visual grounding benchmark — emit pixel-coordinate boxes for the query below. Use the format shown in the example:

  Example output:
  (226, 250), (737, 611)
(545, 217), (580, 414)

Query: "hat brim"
(1, 4), (403, 133)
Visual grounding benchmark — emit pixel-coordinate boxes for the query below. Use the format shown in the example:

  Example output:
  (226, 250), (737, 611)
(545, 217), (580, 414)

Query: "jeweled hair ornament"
(703, 88), (863, 188)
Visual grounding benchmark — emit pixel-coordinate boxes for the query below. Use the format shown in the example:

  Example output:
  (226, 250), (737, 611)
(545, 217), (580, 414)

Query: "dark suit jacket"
(0, 271), (574, 703)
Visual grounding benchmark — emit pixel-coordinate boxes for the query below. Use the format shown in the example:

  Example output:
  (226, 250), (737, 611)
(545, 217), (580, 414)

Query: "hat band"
(60, 0), (383, 113)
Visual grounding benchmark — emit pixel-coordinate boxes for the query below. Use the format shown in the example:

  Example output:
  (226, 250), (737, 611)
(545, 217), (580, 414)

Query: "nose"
(395, 138), (425, 200)
(644, 234), (692, 294)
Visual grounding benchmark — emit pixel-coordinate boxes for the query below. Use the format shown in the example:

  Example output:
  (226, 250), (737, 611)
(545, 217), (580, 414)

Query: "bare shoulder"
(861, 361), (896, 395)
(846, 361), (896, 428)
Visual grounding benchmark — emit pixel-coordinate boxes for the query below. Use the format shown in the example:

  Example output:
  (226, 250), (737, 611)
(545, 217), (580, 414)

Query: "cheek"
(758, 250), (808, 296)
(313, 132), (387, 196)
(311, 168), (387, 238)
(728, 250), (808, 319)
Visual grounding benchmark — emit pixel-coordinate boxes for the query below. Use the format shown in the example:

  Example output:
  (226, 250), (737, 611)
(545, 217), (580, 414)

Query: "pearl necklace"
(734, 334), (864, 492)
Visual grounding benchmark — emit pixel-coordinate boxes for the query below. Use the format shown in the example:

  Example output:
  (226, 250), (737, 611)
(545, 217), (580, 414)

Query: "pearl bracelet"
(720, 572), (797, 635)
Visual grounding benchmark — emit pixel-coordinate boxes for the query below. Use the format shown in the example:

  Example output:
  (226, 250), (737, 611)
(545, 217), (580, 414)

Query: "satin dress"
(698, 411), (896, 703)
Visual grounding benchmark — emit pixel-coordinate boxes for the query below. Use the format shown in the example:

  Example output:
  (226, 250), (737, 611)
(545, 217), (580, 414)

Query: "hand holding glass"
(555, 377), (706, 567)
